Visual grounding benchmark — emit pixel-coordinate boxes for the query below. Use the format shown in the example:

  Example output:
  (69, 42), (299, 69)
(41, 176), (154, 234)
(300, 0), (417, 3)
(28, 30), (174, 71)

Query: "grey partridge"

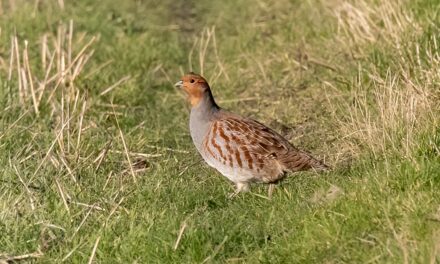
(175, 73), (329, 197)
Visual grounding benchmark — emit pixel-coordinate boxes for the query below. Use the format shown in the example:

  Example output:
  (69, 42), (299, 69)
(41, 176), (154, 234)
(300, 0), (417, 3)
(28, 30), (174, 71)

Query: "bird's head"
(175, 72), (210, 107)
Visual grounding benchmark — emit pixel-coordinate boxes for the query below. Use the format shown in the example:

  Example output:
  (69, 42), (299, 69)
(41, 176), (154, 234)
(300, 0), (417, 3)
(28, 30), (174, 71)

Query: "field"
(0, 0), (439, 263)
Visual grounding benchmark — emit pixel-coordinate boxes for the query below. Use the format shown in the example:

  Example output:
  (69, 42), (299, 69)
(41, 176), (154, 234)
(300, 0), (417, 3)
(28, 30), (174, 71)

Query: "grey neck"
(189, 90), (220, 151)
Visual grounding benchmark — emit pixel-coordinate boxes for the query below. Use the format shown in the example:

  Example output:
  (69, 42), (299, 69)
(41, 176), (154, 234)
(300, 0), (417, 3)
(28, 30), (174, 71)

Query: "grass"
(0, 0), (439, 263)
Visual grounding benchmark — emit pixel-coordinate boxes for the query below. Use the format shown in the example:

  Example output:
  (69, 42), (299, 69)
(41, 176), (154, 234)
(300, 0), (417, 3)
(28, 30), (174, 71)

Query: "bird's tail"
(306, 155), (330, 172)
(281, 150), (330, 172)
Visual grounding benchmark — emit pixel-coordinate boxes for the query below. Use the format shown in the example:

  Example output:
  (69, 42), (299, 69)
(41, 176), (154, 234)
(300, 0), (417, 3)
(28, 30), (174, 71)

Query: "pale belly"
(199, 150), (261, 183)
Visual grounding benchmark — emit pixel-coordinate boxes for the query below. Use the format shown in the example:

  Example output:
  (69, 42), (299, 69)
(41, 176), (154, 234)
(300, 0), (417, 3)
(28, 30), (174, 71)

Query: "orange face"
(175, 73), (209, 107)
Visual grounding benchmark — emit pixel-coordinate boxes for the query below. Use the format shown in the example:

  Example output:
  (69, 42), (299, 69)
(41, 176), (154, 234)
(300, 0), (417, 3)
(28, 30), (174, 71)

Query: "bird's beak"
(174, 80), (183, 88)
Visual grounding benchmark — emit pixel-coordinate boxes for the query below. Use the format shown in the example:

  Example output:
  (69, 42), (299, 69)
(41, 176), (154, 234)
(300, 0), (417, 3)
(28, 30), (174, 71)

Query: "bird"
(175, 72), (329, 198)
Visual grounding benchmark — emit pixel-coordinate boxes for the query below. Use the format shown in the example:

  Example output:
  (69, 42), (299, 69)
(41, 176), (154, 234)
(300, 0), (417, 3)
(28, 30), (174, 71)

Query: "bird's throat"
(189, 94), (202, 107)
(189, 89), (218, 109)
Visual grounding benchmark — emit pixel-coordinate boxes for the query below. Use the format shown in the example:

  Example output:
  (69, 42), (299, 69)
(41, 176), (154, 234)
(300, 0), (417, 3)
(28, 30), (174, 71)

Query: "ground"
(0, 0), (439, 263)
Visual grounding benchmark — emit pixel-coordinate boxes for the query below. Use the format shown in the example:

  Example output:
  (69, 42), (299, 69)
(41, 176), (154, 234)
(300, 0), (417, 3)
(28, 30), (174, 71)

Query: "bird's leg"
(268, 183), (276, 199)
(228, 182), (250, 198)
(237, 182), (250, 192)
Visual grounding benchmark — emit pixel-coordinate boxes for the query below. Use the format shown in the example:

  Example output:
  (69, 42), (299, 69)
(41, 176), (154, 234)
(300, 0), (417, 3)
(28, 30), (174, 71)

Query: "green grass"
(0, 0), (439, 263)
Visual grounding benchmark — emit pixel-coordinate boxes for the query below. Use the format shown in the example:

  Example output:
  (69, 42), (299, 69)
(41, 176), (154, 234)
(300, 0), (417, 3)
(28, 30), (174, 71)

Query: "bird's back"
(197, 110), (328, 183)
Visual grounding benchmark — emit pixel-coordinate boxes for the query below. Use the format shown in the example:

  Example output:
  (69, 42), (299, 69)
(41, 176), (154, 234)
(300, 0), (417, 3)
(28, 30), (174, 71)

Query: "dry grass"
(0, 0), (64, 16)
(7, 20), (96, 117)
(329, 0), (421, 55)
(4, 22), (100, 196)
(327, 0), (439, 161)
(186, 26), (230, 87)
(337, 60), (437, 160)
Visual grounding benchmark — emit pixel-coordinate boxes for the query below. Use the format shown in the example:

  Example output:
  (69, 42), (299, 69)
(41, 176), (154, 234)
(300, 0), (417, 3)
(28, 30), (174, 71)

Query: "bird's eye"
(190, 79), (195, 83)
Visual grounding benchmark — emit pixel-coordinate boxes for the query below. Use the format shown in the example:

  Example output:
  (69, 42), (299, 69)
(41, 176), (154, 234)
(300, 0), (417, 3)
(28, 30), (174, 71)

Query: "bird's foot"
(268, 183), (276, 199)
(228, 182), (250, 198)
(228, 191), (239, 199)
